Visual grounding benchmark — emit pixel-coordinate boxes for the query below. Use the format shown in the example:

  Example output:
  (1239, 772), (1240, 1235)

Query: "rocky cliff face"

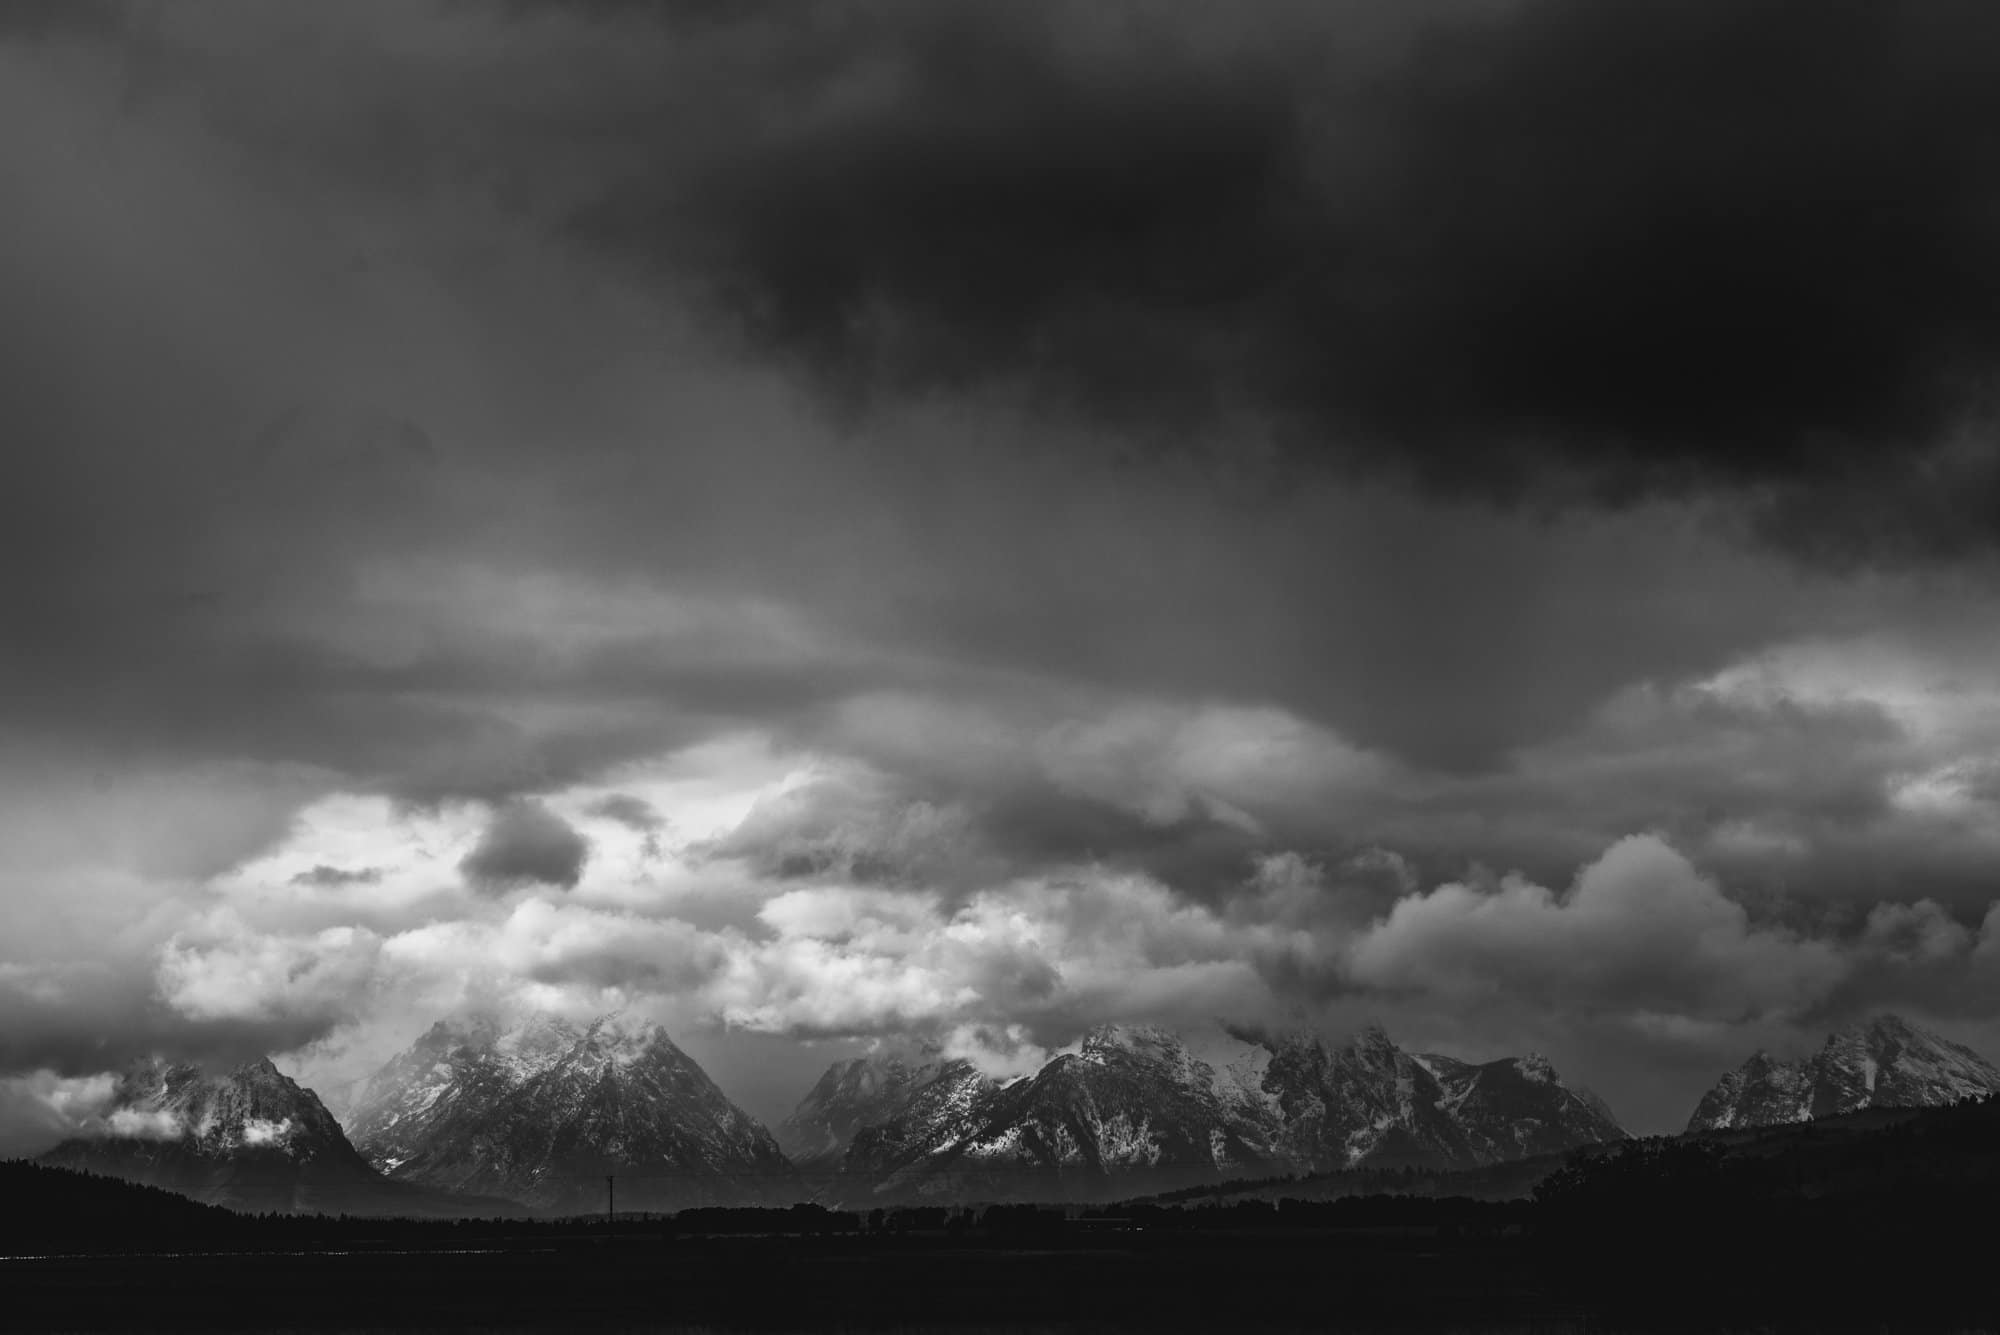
(347, 1013), (795, 1213)
(344, 1012), (574, 1173)
(39, 1057), (400, 1214)
(1688, 1014), (2000, 1131)
(792, 1023), (1623, 1203)
(778, 1046), (973, 1167)
(1420, 1051), (1626, 1164)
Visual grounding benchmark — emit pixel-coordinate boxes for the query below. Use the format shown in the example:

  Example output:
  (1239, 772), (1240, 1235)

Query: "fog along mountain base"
(38, 1011), (1998, 1216)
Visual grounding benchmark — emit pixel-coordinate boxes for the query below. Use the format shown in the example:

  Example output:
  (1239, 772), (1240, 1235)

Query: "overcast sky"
(7, 0), (2000, 1147)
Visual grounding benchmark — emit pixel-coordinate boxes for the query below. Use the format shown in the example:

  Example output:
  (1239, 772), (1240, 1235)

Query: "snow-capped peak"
(347, 1010), (793, 1212)
(1687, 1013), (2000, 1132)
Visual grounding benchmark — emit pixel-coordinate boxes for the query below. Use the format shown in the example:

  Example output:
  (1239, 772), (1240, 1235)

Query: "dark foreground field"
(0, 1230), (1636, 1335)
(9, 1221), (2000, 1335)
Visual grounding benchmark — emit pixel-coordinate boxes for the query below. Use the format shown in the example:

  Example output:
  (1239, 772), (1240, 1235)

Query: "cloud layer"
(8, 2), (2000, 1151)
(10, 762), (1991, 1145)
(564, 0), (2000, 562)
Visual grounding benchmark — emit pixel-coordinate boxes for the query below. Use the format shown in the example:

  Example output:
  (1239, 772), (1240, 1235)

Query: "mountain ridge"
(1686, 1012), (2000, 1131)
(795, 1021), (1625, 1203)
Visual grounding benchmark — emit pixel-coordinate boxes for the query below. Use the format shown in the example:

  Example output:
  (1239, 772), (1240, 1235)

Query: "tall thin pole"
(606, 1174), (614, 1224)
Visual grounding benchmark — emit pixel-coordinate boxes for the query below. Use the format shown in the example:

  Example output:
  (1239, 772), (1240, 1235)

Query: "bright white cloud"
(156, 920), (384, 1025)
(106, 1108), (185, 1140)
(240, 1116), (294, 1147)
(1036, 700), (1383, 830)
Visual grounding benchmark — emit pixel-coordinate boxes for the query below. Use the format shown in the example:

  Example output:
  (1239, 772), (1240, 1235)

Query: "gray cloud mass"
(460, 802), (591, 892)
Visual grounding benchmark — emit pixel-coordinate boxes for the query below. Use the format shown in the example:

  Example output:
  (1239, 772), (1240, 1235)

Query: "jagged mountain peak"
(1347, 1021), (1397, 1052)
(348, 1011), (793, 1211)
(1840, 1011), (1920, 1039)
(782, 1043), (986, 1167)
(1076, 1022), (1203, 1069)
(75, 1054), (356, 1161)
(1081, 1021), (1177, 1050)
(496, 1009), (578, 1043)
(38, 1053), (407, 1215)
(1688, 1014), (2000, 1132)
(1514, 1053), (1557, 1083)
(1854, 1012), (1920, 1038)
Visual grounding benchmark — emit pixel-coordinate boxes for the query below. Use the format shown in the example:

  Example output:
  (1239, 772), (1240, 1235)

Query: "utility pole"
(606, 1174), (614, 1225)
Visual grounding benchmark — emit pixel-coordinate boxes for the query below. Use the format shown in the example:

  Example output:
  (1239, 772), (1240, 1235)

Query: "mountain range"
(793, 1022), (1626, 1203)
(40, 1011), (1997, 1217)
(1686, 1013), (2000, 1131)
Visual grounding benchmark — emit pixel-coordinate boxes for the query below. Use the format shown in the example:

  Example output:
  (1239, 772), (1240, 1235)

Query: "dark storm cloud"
(0, 1), (122, 39)
(585, 791), (667, 857)
(0, 961), (351, 1078)
(459, 801), (590, 891)
(585, 793), (665, 833)
(289, 865), (385, 888)
(568, 0), (2000, 563)
(730, 773), (1263, 898)
(700, 767), (990, 889)
(0, 0), (1952, 813)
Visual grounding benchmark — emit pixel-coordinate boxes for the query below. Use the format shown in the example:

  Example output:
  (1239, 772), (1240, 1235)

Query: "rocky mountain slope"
(795, 1023), (1623, 1203)
(1687, 1013), (2000, 1131)
(37, 1056), (486, 1215)
(347, 1013), (795, 1213)
(778, 1044), (977, 1167)
(1419, 1050), (1626, 1164)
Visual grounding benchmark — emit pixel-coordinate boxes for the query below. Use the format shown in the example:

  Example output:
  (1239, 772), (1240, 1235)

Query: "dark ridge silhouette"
(1536, 1093), (2000, 1326)
(0, 1161), (248, 1254)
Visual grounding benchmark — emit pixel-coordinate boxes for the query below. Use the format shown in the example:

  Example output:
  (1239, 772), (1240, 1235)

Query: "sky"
(7, 0), (2000, 1149)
